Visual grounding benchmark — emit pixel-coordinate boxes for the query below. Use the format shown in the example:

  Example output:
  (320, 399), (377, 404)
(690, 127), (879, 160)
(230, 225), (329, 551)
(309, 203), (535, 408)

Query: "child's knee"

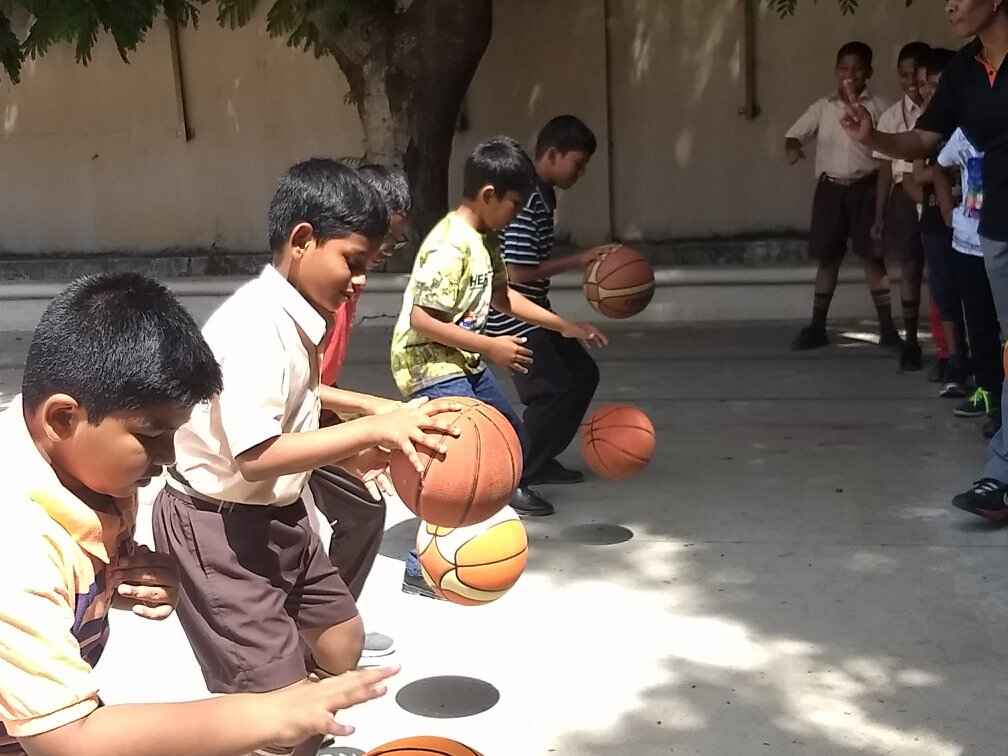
(304, 614), (364, 676)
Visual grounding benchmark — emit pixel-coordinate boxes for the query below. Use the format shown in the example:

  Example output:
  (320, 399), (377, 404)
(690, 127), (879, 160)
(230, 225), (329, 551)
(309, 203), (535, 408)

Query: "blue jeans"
(405, 370), (527, 577)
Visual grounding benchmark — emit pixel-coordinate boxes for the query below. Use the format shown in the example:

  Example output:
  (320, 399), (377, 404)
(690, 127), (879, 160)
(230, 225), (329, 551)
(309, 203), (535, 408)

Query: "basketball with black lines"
(416, 505), (528, 606)
(366, 735), (484, 756)
(580, 404), (656, 480)
(583, 245), (655, 319)
(389, 397), (523, 528)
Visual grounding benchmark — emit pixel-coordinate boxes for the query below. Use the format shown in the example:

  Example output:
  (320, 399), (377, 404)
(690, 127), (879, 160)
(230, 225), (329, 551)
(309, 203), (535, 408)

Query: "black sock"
(902, 299), (920, 345)
(811, 291), (833, 331)
(871, 288), (896, 334)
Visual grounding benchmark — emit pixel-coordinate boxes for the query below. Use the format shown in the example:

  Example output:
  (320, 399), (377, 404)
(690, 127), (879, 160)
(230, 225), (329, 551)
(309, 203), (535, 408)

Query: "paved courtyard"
(1, 322), (1006, 755)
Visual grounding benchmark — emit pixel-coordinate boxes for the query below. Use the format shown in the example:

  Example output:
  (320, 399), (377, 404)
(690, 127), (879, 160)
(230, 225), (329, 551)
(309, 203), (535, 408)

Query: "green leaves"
(770, 0), (914, 16)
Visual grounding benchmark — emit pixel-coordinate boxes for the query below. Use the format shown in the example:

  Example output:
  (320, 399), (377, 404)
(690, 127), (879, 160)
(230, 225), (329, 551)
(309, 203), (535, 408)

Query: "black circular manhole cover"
(379, 517), (421, 560)
(395, 676), (500, 718)
(560, 523), (634, 545)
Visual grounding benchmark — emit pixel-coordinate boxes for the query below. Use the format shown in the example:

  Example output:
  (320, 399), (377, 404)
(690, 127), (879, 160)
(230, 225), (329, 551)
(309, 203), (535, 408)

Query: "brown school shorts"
(152, 485), (359, 694)
(809, 172), (878, 262)
(883, 183), (925, 264)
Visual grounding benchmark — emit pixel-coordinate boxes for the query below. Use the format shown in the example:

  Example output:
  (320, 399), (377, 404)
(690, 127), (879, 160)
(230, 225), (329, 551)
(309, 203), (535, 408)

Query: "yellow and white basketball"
(416, 505), (528, 606)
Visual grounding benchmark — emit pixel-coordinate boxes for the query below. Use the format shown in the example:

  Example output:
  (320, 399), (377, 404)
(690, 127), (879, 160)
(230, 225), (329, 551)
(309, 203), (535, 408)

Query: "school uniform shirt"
(916, 38), (1008, 242)
(486, 180), (556, 339)
(390, 211), (507, 398)
(0, 398), (136, 751)
(938, 128), (983, 257)
(874, 94), (922, 181)
(785, 90), (888, 181)
(170, 264), (327, 507)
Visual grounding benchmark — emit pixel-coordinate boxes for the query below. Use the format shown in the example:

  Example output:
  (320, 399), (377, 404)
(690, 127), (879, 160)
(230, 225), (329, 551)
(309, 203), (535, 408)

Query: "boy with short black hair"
(0, 273), (397, 756)
(787, 41), (897, 351)
(391, 136), (605, 595)
(153, 158), (449, 756)
(873, 41), (931, 370)
(487, 114), (614, 487)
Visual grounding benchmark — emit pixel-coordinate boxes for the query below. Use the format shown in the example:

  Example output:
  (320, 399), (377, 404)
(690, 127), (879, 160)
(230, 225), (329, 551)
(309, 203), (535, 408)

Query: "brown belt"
(821, 172), (875, 187)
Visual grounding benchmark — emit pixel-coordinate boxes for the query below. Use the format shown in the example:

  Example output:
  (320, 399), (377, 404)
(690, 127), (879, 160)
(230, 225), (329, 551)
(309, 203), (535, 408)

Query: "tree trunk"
(328, 0), (493, 272)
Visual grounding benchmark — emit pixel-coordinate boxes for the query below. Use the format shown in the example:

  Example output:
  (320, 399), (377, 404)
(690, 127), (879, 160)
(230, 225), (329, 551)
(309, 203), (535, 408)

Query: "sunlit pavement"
(2, 323), (1005, 755)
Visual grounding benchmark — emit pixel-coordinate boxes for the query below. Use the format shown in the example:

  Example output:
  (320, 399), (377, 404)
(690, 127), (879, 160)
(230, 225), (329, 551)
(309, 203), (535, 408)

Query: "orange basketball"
(584, 245), (655, 319)
(580, 404), (656, 480)
(417, 505), (528, 606)
(367, 735), (484, 756)
(389, 397), (523, 527)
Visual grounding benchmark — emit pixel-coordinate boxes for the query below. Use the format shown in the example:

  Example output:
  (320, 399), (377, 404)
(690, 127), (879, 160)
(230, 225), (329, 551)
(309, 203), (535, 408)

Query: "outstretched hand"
(838, 79), (874, 145)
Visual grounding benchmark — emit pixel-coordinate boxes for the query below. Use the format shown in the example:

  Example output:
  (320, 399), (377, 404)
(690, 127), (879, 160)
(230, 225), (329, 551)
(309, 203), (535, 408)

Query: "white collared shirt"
(786, 90), (888, 181)
(874, 94), (923, 181)
(171, 265), (327, 506)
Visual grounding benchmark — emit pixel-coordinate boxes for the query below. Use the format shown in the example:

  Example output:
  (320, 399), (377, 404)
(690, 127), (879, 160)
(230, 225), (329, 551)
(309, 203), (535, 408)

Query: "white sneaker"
(361, 631), (396, 659)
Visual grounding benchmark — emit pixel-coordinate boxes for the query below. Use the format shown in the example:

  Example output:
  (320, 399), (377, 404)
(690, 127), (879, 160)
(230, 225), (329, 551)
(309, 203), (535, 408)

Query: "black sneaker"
(955, 388), (995, 418)
(879, 330), (905, 352)
(928, 358), (948, 383)
(952, 479), (1008, 521)
(527, 460), (585, 486)
(402, 567), (442, 600)
(791, 326), (829, 351)
(900, 342), (923, 371)
(511, 486), (555, 517)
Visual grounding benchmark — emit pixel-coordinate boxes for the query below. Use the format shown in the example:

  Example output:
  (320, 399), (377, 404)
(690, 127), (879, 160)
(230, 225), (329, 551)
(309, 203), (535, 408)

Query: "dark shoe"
(900, 342), (923, 371)
(879, 330), (905, 351)
(952, 479), (1008, 521)
(511, 486), (555, 517)
(928, 358), (948, 383)
(791, 326), (829, 351)
(527, 459), (585, 486)
(983, 413), (1003, 439)
(402, 567), (442, 600)
(955, 388), (995, 418)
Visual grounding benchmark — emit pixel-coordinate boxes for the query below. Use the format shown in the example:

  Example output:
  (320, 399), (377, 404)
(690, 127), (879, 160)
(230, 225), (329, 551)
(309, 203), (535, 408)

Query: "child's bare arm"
(319, 386), (401, 417)
(236, 400), (458, 481)
(505, 244), (619, 284)
(409, 304), (533, 374)
(20, 667), (398, 756)
(492, 287), (607, 348)
(932, 167), (957, 227)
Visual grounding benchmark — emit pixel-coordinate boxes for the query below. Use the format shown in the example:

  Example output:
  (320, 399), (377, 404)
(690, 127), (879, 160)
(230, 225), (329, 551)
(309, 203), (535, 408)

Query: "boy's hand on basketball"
(370, 397), (463, 473)
(486, 335), (534, 374)
(112, 545), (179, 620)
(268, 666), (399, 744)
(839, 79), (874, 145)
(339, 446), (395, 501)
(580, 244), (621, 267)
(562, 322), (609, 349)
(361, 395), (404, 417)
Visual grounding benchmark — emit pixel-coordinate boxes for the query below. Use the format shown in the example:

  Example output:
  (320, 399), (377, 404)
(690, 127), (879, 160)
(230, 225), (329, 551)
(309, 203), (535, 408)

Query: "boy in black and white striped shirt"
(488, 116), (612, 497)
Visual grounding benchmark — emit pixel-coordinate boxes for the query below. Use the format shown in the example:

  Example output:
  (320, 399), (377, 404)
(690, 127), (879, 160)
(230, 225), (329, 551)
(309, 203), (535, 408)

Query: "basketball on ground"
(366, 735), (484, 756)
(583, 245), (655, 319)
(416, 505), (528, 606)
(580, 404), (656, 480)
(389, 397), (523, 528)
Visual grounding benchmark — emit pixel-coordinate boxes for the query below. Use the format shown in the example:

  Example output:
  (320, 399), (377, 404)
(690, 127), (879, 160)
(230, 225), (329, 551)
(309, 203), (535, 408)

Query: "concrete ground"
(2, 322), (1007, 755)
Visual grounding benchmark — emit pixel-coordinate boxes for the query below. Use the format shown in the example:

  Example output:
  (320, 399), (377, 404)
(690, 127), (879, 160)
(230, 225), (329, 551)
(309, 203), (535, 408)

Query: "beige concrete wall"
(0, 2), (959, 254)
(0, 16), (362, 254)
(608, 0), (956, 240)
